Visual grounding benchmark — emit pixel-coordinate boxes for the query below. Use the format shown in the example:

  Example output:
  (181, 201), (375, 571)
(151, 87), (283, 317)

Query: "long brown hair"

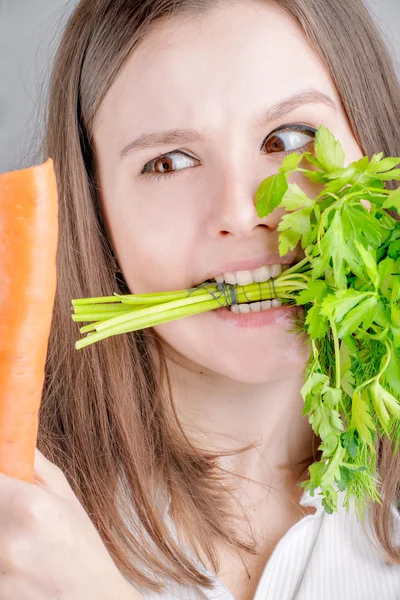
(39, 0), (400, 592)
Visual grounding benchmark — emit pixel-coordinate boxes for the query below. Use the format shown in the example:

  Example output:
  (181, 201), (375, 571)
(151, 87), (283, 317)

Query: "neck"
(164, 349), (320, 487)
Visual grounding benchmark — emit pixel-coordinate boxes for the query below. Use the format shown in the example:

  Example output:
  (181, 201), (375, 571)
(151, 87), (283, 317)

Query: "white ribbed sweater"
(129, 487), (400, 600)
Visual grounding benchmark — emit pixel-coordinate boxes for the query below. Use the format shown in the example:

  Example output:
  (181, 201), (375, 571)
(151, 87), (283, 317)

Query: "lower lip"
(213, 303), (302, 328)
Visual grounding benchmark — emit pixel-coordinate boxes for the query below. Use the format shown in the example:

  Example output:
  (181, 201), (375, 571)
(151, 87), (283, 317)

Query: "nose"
(205, 167), (286, 238)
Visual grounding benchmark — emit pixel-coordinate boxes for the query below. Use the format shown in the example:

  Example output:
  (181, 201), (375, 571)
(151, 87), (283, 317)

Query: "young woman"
(1, 1), (400, 599)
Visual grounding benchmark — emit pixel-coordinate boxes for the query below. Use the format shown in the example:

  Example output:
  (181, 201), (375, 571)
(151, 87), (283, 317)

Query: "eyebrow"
(119, 89), (337, 160)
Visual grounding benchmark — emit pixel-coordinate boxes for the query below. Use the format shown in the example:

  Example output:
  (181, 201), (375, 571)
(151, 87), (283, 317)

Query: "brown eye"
(142, 151), (199, 177)
(265, 135), (285, 153)
(263, 127), (316, 155)
(154, 157), (174, 173)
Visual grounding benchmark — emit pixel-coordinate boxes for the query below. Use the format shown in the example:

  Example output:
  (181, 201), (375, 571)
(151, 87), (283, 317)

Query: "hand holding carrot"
(0, 448), (143, 600)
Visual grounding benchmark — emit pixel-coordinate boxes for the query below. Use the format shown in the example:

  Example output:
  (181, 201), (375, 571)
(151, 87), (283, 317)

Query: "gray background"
(0, 0), (399, 173)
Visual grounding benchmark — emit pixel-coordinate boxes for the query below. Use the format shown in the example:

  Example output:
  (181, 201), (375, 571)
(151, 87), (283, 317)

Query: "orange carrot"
(0, 159), (58, 482)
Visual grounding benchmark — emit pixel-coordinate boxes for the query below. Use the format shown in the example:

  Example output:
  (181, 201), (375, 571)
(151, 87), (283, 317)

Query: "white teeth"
(270, 264), (283, 278)
(271, 299), (282, 308)
(253, 265), (271, 282)
(261, 300), (271, 310)
(229, 299), (281, 313)
(237, 303), (251, 314)
(214, 263), (286, 285)
(250, 302), (261, 312)
(231, 300), (279, 315)
(222, 272), (237, 285)
(235, 270), (255, 286)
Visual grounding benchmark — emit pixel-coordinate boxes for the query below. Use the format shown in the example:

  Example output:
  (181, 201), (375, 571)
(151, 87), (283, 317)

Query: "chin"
(211, 347), (309, 384)
(158, 322), (310, 385)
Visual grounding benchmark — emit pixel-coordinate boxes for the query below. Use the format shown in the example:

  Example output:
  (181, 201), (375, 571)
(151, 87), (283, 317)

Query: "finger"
(33, 448), (79, 504)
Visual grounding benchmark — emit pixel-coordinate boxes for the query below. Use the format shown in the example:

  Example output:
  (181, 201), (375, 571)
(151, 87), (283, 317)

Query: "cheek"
(103, 195), (199, 294)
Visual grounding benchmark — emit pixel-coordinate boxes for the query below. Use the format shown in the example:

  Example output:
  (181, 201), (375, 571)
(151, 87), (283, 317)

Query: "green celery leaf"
(278, 229), (302, 255)
(337, 465), (366, 492)
(368, 152), (384, 167)
(303, 170), (328, 184)
(343, 333), (358, 354)
(378, 257), (396, 300)
(302, 223), (319, 248)
(314, 126), (345, 173)
(320, 442), (346, 489)
(300, 372), (330, 410)
(304, 460), (326, 489)
(323, 167), (358, 194)
(388, 239), (400, 259)
(337, 466), (354, 492)
(303, 151), (325, 171)
(255, 172), (288, 218)
(382, 187), (400, 210)
(378, 211), (399, 232)
(341, 428), (359, 459)
(315, 211), (360, 289)
(310, 248), (331, 281)
(324, 386), (343, 410)
(361, 298), (377, 332)
(324, 165), (357, 181)
(351, 156), (370, 173)
(392, 327), (400, 347)
(354, 241), (379, 288)
(281, 183), (314, 210)
(373, 380), (400, 420)
(346, 206), (388, 248)
(321, 289), (370, 323)
(369, 381), (391, 436)
(340, 341), (356, 398)
(351, 389), (375, 446)
(336, 296), (378, 338)
(319, 433), (340, 455)
(367, 156), (400, 173)
(350, 171), (381, 188)
(297, 280), (329, 305)
(391, 303), (400, 329)
(279, 152), (304, 173)
(278, 206), (312, 236)
(341, 370), (356, 399)
(391, 280), (400, 303)
(339, 340), (352, 378)
(321, 488), (338, 514)
(305, 304), (329, 339)
(384, 342), (400, 396)
(309, 400), (341, 439)
(377, 168), (400, 181)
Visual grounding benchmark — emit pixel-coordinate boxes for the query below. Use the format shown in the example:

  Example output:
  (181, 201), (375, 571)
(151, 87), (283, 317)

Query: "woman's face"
(93, 1), (363, 384)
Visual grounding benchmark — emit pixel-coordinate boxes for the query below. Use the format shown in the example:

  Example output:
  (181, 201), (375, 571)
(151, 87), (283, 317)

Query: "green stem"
(364, 187), (390, 195)
(331, 322), (341, 390)
(72, 269), (315, 348)
(316, 197), (339, 250)
(328, 319), (349, 418)
(354, 334), (391, 395)
(75, 297), (222, 349)
(73, 277), (310, 325)
(377, 340), (391, 382)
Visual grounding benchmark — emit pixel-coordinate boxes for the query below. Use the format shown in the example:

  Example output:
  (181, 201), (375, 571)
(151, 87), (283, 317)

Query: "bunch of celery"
(72, 126), (400, 516)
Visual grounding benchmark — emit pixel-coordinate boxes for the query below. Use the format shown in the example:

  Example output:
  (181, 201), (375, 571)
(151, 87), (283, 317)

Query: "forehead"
(95, 2), (338, 137)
